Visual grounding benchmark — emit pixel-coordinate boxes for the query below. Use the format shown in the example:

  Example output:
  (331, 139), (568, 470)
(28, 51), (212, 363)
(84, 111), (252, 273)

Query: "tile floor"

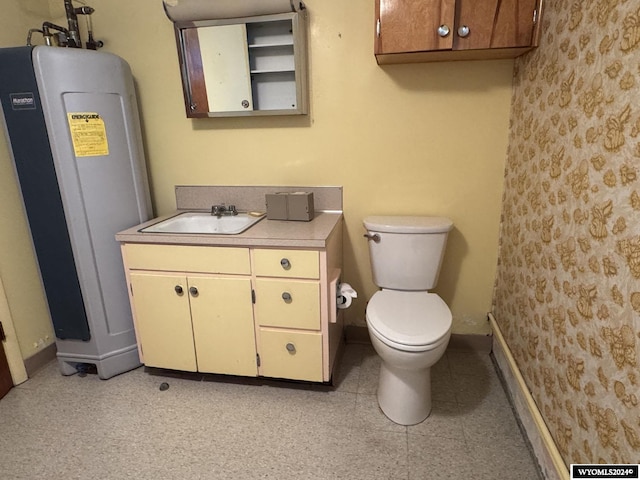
(0, 344), (542, 479)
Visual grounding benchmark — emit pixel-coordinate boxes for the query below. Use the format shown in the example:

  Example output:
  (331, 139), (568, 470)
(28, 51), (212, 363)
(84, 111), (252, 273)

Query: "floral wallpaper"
(493, 0), (640, 466)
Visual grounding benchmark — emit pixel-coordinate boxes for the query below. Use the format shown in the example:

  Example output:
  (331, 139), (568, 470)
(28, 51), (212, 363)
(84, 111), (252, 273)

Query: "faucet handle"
(211, 204), (226, 216)
(227, 205), (238, 215)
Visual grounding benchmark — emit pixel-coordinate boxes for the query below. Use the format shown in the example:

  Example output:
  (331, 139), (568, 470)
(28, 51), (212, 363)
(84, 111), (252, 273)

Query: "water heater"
(0, 46), (151, 379)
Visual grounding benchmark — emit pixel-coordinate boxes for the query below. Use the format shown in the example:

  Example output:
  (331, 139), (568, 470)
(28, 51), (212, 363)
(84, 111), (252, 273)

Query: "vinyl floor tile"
(0, 343), (542, 480)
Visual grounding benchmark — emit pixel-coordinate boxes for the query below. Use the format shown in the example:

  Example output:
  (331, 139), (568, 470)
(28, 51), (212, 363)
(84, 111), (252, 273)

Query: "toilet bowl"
(363, 215), (454, 426)
(366, 289), (452, 425)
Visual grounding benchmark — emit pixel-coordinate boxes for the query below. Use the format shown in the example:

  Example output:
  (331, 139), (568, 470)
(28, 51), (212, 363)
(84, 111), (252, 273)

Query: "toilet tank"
(364, 216), (453, 291)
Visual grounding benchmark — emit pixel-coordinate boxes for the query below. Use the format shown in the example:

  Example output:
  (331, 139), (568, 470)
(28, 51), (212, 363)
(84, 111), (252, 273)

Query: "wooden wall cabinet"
(374, 0), (543, 64)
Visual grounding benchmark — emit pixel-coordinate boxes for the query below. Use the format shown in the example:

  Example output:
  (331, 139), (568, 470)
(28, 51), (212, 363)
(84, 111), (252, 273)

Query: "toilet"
(363, 215), (454, 426)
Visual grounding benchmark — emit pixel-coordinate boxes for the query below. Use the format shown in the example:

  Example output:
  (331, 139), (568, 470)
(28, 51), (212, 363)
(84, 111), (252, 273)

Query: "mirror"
(174, 12), (308, 118)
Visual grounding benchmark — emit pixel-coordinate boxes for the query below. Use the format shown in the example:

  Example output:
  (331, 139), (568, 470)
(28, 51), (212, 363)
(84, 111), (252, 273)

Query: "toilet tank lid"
(363, 216), (453, 234)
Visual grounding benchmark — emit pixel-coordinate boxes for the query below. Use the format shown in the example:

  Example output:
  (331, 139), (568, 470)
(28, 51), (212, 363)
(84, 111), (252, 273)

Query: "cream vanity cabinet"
(253, 249), (324, 381)
(121, 234), (342, 383)
(123, 244), (257, 376)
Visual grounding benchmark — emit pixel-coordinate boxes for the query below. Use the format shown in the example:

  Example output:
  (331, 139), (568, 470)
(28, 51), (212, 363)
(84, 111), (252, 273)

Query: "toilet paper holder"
(337, 282), (357, 310)
(328, 269), (357, 325)
(329, 269), (340, 323)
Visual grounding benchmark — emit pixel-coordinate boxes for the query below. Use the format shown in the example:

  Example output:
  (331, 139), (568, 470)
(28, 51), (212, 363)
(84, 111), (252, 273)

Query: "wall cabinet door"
(375, 0), (455, 55)
(454, 0), (539, 50)
(195, 24), (253, 113)
(189, 276), (257, 376)
(130, 272), (197, 372)
(375, 0), (540, 62)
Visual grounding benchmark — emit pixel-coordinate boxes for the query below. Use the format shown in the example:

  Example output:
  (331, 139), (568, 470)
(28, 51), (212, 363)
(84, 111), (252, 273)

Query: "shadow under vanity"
(115, 186), (343, 383)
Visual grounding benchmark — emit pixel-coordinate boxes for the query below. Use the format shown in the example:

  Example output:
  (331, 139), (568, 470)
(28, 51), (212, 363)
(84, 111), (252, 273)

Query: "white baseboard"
(489, 313), (569, 480)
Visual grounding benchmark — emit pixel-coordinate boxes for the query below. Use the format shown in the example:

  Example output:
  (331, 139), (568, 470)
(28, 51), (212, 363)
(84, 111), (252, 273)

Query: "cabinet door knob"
(174, 285), (184, 295)
(286, 343), (296, 353)
(280, 258), (291, 270)
(189, 286), (199, 297)
(282, 292), (292, 302)
(458, 25), (470, 37)
(437, 24), (450, 37)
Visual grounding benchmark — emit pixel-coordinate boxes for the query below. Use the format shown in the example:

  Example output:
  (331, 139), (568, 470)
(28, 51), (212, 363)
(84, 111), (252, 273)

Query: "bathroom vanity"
(116, 186), (343, 383)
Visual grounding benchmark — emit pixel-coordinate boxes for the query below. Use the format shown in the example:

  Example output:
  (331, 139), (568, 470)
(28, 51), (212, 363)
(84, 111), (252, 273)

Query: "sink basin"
(140, 212), (265, 235)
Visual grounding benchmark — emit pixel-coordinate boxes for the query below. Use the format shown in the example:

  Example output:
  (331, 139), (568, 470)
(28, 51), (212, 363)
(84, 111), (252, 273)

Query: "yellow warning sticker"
(67, 112), (109, 157)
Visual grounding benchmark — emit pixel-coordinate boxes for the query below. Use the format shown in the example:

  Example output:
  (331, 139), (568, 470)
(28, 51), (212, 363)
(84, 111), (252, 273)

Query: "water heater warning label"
(67, 112), (109, 157)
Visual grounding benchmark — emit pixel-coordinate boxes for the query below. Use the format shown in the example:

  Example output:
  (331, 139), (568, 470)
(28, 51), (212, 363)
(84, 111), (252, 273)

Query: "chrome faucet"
(211, 204), (226, 217)
(211, 204), (238, 217)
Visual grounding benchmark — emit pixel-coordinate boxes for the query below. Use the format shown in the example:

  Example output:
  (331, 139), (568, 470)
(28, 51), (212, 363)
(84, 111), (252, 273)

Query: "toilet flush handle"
(363, 233), (380, 242)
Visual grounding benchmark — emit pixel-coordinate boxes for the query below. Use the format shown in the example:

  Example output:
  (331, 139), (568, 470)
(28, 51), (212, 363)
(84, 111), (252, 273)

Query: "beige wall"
(494, 0), (640, 466)
(0, 0), (515, 367)
(0, 2), (55, 360)
(89, 0), (513, 334)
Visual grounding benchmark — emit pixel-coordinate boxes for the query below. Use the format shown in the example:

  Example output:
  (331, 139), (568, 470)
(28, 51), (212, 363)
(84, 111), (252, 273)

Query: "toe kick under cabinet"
(119, 224), (343, 383)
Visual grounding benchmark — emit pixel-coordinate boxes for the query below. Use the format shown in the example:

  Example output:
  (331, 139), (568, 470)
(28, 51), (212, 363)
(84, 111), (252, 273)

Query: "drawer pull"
(174, 285), (184, 295)
(280, 258), (291, 270)
(189, 286), (199, 297)
(286, 343), (296, 354)
(282, 292), (292, 303)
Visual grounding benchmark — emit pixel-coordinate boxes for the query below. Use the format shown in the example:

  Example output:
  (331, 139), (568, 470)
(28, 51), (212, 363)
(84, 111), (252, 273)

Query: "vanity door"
(189, 275), (257, 376)
(129, 272), (197, 372)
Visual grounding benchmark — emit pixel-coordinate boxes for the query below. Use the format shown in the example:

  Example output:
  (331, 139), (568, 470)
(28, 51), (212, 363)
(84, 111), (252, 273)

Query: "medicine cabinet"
(174, 12), (308, 117)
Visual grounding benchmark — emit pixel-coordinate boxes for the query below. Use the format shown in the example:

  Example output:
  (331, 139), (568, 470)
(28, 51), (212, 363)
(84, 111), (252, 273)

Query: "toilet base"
(377, 362), (432, 426)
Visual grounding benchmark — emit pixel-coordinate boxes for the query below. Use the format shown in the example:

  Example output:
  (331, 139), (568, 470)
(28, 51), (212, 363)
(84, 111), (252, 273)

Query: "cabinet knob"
(458, 25), (470, 38)
(241, 99), (250, 109)
(282, 292), (292, 302)
(286, 343), (296, 353)
(174, 285), (184, 295)
(189, 286), (199, 297)
(437, 25), (450, 37)
(280, 258), (291, 270)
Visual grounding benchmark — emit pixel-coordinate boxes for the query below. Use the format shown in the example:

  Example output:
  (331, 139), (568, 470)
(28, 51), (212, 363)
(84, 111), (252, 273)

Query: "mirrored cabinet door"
(175, 12), (308, 118)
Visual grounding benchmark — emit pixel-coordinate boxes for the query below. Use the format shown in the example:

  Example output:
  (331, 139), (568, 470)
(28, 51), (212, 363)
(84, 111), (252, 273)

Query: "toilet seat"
(366, 290), (452, 352)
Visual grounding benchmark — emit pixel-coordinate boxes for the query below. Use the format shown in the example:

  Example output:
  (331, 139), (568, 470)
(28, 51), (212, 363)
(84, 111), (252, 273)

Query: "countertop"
(116, 210), (343, 249)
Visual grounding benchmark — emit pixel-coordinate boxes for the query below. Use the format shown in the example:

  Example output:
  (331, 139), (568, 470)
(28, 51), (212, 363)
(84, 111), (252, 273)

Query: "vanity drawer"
(258, 329), (323, 382)
(124, 244), (250, 274)
(253, 249), (319, 279)
(254, 278), (320, 330)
